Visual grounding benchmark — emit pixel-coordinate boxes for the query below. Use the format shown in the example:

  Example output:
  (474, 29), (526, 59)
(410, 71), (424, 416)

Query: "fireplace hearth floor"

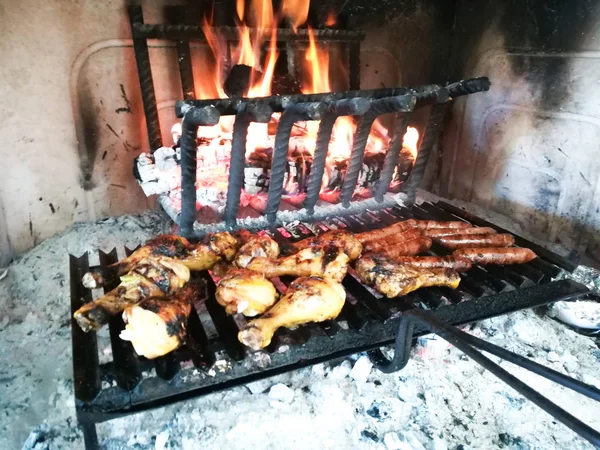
(1, 202), (599, 450)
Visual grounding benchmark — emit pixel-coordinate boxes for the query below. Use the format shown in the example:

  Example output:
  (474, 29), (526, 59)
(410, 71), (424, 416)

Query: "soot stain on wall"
(453, 0), (598, 110)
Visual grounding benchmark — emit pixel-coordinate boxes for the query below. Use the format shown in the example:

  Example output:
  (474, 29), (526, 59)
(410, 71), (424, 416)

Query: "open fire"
(135, 0), (419, 219)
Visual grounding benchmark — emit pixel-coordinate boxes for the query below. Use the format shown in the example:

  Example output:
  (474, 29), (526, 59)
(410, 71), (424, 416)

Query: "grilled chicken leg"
(74, 256), (190, 332)
(120, 282), (198, 359)
(234, 231), (280, 268)
(238, 276), (346, 350)
(216, 269), (279, 316)
(355, 254), (460, 298)
(82, 232), (238, 288)
(246, 245), (349, 282)
(290, 230), (363, 260)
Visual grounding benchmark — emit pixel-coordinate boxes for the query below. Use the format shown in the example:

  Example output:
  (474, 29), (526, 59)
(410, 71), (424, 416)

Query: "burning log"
(224, 64), (253, 97)
(245, 148), (272, 194)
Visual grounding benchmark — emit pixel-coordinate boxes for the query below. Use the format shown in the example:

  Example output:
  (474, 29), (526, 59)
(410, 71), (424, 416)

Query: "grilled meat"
(290, 230), (363, 260)
(82, 232), (238, 289)
(234, 231), (280, 268)
(74, 257), (190, 332)
(246, 245), (349, 282)
(356, 219), (469, 243)
(377, 237), (432, 258)
(362, 229), (422, 253)
(452, 248), (537, 265)
(238, 276), (346, 350)
(390, 255), (472, 272)
(435, 233), (515, 250)
(355, 254), (461, 298)
(120, 283), (197, 359)
(215, 269), (279, 316)
(422, 227), (497, 238)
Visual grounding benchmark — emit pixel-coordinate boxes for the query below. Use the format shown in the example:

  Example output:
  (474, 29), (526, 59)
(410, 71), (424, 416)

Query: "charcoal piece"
(224, 64), (252, 97)
(245, 148), (273, 194)
(283, 151), (313, 195)
(324, 158), (348, 191)
(271, 73), (303, 95)
(392, 147), (416, 186)
(358, 152), (386, 188)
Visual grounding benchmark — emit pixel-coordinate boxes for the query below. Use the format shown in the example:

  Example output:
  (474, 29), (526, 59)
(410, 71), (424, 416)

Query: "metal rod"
(304, 98), (371, 214)
(224, 104), (273, 228)
(341, 95), (416, 207)
(455, 327), (600, 402)
(176, 84), (448, 117)
(131, 23), (366, 42)
(372, 113), (411, 202)
(348, 41), (361, 90)
(400, 103), (448, 203)
(70, 253), (101, 403)
(179, 106), (221, 237)
(172, 5), (196, 100)
(380, 310), (600, 447)
(128, 5), (162, 151)
(265, 103), (326, 223)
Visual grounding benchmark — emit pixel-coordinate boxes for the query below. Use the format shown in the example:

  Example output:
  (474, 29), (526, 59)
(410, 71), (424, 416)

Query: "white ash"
(1, 213), (600, 449)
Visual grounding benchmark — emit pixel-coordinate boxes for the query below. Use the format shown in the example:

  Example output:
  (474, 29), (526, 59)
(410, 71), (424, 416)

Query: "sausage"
(452, 248), (537, 265)
(380, 237), (433, 258)
(390, 255), (472, 272)
(422, 227), (497, 238)
(357, 220), (420, 243)
(436, 233), (515, 250)
(411, 220), (471, 230)
(362, 229), (423, 252)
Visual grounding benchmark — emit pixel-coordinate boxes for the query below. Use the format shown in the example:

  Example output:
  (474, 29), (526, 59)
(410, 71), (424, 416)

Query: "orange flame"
(402, 126), (419, 159)
(236, 0), (245, 21)
(325, 10), (336, 27)
(281, 0), (310, 31)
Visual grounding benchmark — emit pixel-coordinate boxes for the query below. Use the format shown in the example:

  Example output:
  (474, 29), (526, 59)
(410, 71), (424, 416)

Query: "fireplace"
(2, 1), (600, 449)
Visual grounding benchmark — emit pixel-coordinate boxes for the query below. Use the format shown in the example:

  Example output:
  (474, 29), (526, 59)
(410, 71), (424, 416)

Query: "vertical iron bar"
(99, 249), (142, 391)
(225, 104), (273, 228)
(304, 114), (336, 214)
(70, 253), (101, 403)
(303, 98), (370, 214)
(172, 5), (196, 100)
(179, 106), (221, 237)
(179, 119), (199, 238)
(340, 111), (376, 207)
(265, 103), (325, 223)
(225, 110), (251, 228)
(400, 103), (448, 203)
(128, 5), (162, 151)
(341, 95), (415, 207)
(349, 41), (361, 90)
(372, 113), (411, 202)
(80, 422), (99, 450)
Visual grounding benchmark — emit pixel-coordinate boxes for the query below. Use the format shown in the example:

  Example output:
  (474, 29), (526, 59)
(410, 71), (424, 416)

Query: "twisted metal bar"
(341, 95), (416, 207)
(349, 42), (361, 90)
(372, 113), (412, 202)
(224, 104), (273, 228)
(265, 103), (326, 224)
(303, 98), (370, 214)
(400, 103), (448, 204)
(172, 6), (195, 100)
(176, 84), (443, 117)
(128, 6), (163, 151)
(446, 77), (491, 97)
(179, 106), (221, 237)
(131, 23), (365, 42)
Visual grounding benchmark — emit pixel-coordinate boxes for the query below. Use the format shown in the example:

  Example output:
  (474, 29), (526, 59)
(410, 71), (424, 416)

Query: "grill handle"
(370, 308), (600, 447)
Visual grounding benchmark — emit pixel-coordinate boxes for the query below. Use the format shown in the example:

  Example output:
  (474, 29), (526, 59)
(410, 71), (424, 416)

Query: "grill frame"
(70, 201), (589, 433)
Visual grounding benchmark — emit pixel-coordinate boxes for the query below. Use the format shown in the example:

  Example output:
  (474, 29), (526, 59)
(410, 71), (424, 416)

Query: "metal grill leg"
(80, 422), (99, 450)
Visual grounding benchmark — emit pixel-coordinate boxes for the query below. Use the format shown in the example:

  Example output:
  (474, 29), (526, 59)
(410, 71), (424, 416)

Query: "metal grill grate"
(70, 201), (589, 429)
